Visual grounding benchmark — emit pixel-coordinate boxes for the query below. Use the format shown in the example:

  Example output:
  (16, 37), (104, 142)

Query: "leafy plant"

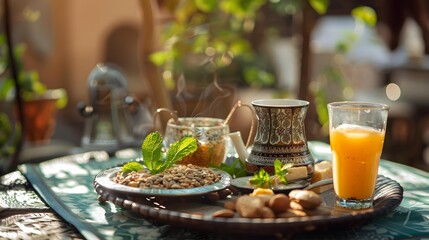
(310, 4), (378, 135)
(249, 159), (293, 188)
(150, 0), (276, 89)
(121, 131), (198, 175)
(211, 158), (247, 179)
(0, 34), (67, 108)
(272, 159), (292, 185)
(121, 161), (144, 175)
(249, 168), (271, 188)
(151, 1), (377, 127)
(0, 112), (20, 159)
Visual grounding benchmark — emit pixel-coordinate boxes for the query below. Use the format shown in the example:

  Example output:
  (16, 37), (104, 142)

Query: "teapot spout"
(229, 131), (249, 162)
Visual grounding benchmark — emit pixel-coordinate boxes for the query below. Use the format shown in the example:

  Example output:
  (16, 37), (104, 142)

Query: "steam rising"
(174, 73), (236, 118)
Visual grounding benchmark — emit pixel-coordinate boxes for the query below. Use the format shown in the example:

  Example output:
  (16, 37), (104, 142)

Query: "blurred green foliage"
(150, 0), (279, 89)
(311, 5), (377, 134)
(309, 0), (329, 14)
(0, 34), (67, 108)
(151, 0), (377, 132)
(352, 6), (377, 27)
(0, 110), (21, 163)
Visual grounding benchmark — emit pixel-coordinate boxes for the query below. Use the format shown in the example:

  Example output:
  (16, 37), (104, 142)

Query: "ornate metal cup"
(246, 99), (314, 178)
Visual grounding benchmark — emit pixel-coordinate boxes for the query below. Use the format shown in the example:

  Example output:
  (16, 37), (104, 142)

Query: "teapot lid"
(87, 63), (128, 91)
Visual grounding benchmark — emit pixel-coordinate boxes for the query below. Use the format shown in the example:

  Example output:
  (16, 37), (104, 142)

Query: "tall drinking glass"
(328, 101), (389, 209)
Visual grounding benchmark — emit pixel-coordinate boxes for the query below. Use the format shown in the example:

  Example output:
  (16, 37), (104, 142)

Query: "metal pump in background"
(77, 63), (152, 153)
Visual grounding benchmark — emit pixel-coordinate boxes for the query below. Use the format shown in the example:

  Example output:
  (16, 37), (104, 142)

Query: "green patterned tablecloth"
(18, 142), (429, 240)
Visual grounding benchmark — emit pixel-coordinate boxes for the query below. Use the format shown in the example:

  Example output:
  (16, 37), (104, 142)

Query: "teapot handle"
(224, 100), (255, 148)
(152, 108), (180, 134)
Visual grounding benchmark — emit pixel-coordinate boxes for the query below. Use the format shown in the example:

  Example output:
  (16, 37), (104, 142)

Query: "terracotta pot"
(22, 98), (58, 143)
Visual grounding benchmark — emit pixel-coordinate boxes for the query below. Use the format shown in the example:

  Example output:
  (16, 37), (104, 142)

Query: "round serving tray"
(93, 174), (403, 237)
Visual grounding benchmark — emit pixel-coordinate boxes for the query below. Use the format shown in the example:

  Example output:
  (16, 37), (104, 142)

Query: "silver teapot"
(78, 63), (152, 152)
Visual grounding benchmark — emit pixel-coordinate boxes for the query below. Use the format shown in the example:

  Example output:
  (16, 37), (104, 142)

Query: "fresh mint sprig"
(121, 161), (144, 176)
(211, 158), (247, 179)
(163, 135), (198, 171)
(273, 159), (293, 185)
(141, 131), (164, 171)
(249, 168), (271, 188)
(121, 131), (198, 175)
(249, 159), (294, 188)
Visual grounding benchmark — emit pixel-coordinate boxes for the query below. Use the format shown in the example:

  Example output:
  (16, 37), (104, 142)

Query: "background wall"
(27, 0), (146, 120)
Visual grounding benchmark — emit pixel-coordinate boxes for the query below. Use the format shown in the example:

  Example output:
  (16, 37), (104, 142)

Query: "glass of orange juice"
(328, 101), (389, 209)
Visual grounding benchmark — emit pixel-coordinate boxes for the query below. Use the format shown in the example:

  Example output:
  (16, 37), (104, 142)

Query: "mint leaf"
(164, 136), (198, 171)
(273, 159), (293, 185)
(141, 131), (163, 171)
(121, 161), (144, 175)
(274, 159), (282, 173)
(249, 168), (271, 188)
(139, 132), (197, 175)
(211, 158), (247, 178)
(281, 163), (294, 171)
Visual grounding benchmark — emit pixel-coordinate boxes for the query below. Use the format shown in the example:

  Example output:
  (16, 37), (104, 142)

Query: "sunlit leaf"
(212, 39), (228, 53)
(270, 0), (303, 15)
(229, 39), (251, 55)
(220, 0), (265, 19)
(244, 67), (275, 87)
(175, 1), (198, 24)
(249, 168), (271, 188)
(13, 44), (26, 59)
(351, 6), (377, 27)
(309, 0), (329, 14)
(142, 131), (164, 172)
(194, 0), (217, 13)
(0, 79), (14, 100)
(149, 51), (170, 66)
(193, 34), (209, 53)
(274, 159), (292, 185)
(122, 161), (144, 173)
(52, 88), (68, 109)
(165, 136), (198, 170)
(190, 13), (209, 26)
(29, 71), (45, 94)
(211, 158), (247, 178)
(314, 90), (329, 127)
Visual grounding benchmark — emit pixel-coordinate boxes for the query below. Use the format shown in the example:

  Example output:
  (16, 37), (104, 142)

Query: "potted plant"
(0, 35), (67, 143)
(148, 0), (377, 135)
(147, 0), (277, 118)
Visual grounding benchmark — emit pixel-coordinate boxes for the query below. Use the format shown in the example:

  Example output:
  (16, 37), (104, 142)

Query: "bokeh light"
(386, 83), (401, 101)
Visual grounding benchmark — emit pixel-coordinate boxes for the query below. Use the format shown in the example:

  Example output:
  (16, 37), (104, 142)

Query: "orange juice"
(330, 124), (385, 200)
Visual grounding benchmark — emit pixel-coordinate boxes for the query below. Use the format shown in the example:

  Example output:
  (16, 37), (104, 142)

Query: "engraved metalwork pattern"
(248, 100), (313, 176)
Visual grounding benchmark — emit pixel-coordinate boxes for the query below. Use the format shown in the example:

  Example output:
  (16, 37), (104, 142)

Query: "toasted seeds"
(114, 164), (221, 189)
